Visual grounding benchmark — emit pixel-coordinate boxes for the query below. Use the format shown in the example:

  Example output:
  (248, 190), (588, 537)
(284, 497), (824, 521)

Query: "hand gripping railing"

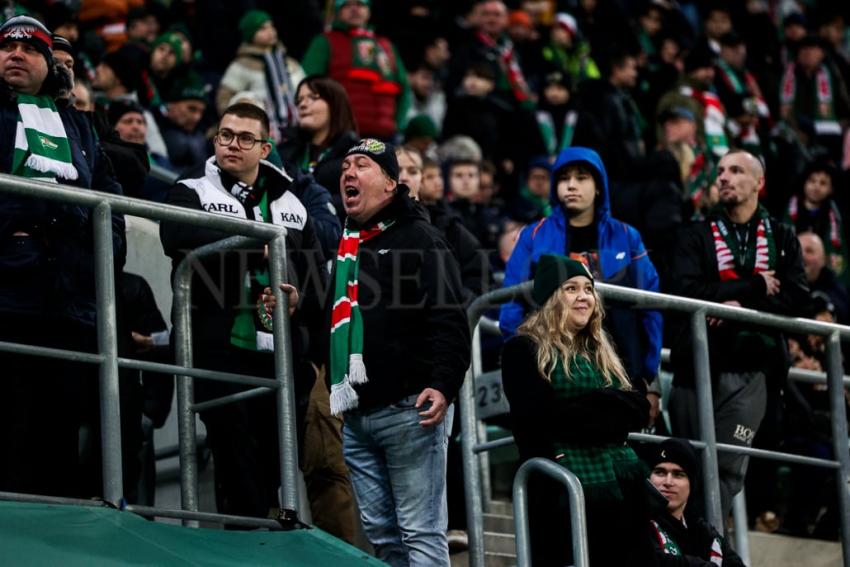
(461, 280), (850, 567)
(513, 458), (589, 567)
(0, 173), (303, 529)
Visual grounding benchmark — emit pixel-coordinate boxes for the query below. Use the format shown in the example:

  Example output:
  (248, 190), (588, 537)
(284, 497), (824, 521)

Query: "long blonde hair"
(517, 283), (631, 388)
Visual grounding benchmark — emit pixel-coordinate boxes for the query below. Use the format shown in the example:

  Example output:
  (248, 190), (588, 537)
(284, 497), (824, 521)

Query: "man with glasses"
(160, 102), (327, 521)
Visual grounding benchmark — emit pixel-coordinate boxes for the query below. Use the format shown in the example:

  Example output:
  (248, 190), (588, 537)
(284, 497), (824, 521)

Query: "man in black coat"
(0, 15), (126, 498)
(668, 149), (810, 516)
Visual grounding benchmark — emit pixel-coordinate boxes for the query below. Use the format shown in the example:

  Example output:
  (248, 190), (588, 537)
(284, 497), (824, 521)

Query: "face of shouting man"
(340, 140), (398, 225)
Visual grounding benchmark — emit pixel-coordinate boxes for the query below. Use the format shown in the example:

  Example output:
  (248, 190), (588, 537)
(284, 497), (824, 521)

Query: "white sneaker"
(447, 529), (469, 553)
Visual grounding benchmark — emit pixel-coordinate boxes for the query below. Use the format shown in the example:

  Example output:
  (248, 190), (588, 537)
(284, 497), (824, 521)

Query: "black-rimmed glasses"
(214, 129), (265, 150)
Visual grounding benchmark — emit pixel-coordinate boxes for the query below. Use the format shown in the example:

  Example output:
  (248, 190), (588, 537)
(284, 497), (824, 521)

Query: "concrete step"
(484, 512), (514, 533)
(487, 499), (513, 516)
(450, 550), (517, 567)
(485, 530), (516, 556)
(749, 531), (841, 567)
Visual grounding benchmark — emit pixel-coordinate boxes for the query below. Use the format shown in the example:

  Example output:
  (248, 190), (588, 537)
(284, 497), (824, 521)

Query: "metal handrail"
(462, 281), (850, 567)
(513, 458), (589, 567)
(0, 173), (304, 531)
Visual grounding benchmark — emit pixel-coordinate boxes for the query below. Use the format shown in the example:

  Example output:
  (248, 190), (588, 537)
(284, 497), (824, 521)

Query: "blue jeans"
(343, 395), (454, 567)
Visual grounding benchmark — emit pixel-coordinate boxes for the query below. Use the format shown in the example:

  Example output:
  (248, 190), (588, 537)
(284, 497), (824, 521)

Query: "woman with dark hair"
(501, 254), (653, 566)
(279, 75), (359, 200)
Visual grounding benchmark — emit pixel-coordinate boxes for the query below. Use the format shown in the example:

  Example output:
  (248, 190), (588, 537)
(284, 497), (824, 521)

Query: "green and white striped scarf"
(329, 219), (394, 415)
(12, 94), (78, 182)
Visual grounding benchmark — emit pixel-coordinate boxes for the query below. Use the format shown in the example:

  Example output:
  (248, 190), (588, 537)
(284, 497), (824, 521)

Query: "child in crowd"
(785, 161), (849, 284)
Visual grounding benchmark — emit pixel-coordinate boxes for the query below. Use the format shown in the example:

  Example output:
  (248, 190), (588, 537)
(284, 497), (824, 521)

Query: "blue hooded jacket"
(499, 147), (662, 384)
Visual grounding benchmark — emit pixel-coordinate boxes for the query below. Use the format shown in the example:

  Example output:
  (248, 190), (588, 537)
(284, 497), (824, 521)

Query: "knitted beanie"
(151, 31), (183, 62)
(0, 15), (53, 66)
(645, 438), (699, 484)
(532, 254), (594, 306)
(346, 138), (399, 181)
(238, 10), (272, 44)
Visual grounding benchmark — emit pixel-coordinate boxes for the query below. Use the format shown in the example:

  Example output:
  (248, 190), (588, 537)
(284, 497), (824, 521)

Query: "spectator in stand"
(500, 147), (662, 398)
(445, 156), (502, 251)
(799, 232), (850, 324)
(501, 254), (652, 566)
(329, 139), (469, 565)
(126, 6), (159, 45)
(511, 156), (551, 223)
(403, 114), (439, 161)
(0, 15), (125, 498)
(780, 12), (809, 67)
(72, 77), (94, 111)
(142, 32), (184, 109)
(714, 32), (771, 156)
(644, 438), (745, 566)
(160, 103), (327, 522)
(279, 76), (359, 226)
(406, 61), (446, 131)
(108, 100), (173, 202)
(93, 43), (170, 160)
(779, 35), (850, 163)
(785, 161), (850, 286)
(157, 71), (208, 170)
(540, 12), (600, 88)
(697, 1), (734, 56)
(534, 69), (579, 161)
(447, 0), (534, 109)
(668, 150), (810, 516)
(301, 0), (411, 141)
(216, 10), (303, 143)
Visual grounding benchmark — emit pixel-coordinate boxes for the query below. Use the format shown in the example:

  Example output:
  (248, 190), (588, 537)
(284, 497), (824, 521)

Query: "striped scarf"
(12, 94), (78, 182)
(329, 219), (394, 415)
(710, 206), (776, 281)
(781, 62), (835, 119)
(263, 46), (298, 143)
(551, 354), (645, 501)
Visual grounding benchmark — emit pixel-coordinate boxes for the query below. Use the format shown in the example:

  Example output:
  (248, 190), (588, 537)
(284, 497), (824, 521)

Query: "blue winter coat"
(0, 95), (125, 327)
(499, 147), (662, 385)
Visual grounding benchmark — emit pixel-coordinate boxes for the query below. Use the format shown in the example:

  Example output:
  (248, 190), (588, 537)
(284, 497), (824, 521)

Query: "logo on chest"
(203, 202), (240, 214)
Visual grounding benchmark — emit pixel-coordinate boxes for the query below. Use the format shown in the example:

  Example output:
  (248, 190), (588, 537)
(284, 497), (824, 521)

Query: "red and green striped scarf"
(710, 206), (776, 281)
(329, 219), (394, 415)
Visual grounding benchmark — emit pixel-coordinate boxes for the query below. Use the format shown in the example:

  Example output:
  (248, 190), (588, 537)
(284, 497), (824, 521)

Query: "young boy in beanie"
(645, 438), (745, 566)
(216, 10), (303, 143)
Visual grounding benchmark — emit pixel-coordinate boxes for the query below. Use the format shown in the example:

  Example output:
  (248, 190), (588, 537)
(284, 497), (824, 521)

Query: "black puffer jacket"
(0, 79), (125, 327)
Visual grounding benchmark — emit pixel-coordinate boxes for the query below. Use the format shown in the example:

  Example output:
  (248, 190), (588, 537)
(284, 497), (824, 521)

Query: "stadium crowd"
(1, 0), (850, 565)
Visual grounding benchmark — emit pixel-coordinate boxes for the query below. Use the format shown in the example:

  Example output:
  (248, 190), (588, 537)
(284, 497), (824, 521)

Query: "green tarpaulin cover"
(0, 501), (386, 566)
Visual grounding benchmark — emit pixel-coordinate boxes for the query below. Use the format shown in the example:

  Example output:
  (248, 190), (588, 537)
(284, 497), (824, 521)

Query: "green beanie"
(239, 9), (272, 44)
(152, 31), (183, 62)
(166, 71), (207, 103)
(404, 114), (439, 140)
(532, 254), (594, 306)
(334, 0), (371, 12)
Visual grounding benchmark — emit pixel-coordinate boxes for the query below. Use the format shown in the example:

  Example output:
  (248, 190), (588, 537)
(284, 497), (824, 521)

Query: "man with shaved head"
(799, 231), (850, 323)
(668, 149), (810, 516)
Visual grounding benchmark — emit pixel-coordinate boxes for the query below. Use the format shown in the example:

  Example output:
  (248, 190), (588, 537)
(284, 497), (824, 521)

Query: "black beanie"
(101, 44), (145, 92)
(532, 254), (594, 306)
(107, 99), (145, 128)
(345, 138), (400, 181)
(646, 438), (699, 485)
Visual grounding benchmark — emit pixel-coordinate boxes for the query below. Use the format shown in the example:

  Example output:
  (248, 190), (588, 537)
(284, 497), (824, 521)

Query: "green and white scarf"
(12, 94), (78, 182)
(329, 219), (394, 415)
(551, 353), (645, 501)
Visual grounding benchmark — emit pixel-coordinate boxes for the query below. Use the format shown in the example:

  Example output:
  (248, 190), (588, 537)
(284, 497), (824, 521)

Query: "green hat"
(152, 31), (183, 62)
(334, 0), (371, 11)
(166, 71), (207, 103)
(404, 114), (438, 140)
(238, 9), (272, 44)
(532, 254), (594, 305)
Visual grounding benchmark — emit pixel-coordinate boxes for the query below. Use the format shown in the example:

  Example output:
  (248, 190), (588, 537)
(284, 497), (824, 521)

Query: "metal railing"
(0, 173), (303, 529)
(461, 281), (850, 567)
(513, 458), (589, 567)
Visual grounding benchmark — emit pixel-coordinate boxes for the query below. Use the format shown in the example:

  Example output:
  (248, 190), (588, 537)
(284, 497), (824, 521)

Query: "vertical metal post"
(691, 310), (724, 532)
(471, 324), (492, 513)
(513, 459), (588, 567)
(461, 360), (485, 567)
(268, 233), (300, 515)
(93, 203), (123, 506)
(732, 489), (751, 565)
(826, 332), (850, 567)
(173, 252), (199, 525)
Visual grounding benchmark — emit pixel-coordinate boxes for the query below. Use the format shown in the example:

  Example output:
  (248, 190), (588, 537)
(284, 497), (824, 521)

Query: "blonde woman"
(502, 253), (653, 566)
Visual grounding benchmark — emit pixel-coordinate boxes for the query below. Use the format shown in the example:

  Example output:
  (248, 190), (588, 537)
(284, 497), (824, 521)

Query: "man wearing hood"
(328, 138), (469, 565)
(301, 0), (410, 141)
(500, 146), (662, 396)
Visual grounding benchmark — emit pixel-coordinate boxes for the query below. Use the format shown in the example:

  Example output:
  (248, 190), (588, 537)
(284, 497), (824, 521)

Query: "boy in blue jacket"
(499, 146), (662, 392)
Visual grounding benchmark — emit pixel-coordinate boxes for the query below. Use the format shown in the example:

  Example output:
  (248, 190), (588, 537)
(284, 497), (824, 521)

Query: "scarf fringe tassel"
(348, 353), (368, 385)
(25, 154), (78, 180)
(330, 381), (359, 416)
